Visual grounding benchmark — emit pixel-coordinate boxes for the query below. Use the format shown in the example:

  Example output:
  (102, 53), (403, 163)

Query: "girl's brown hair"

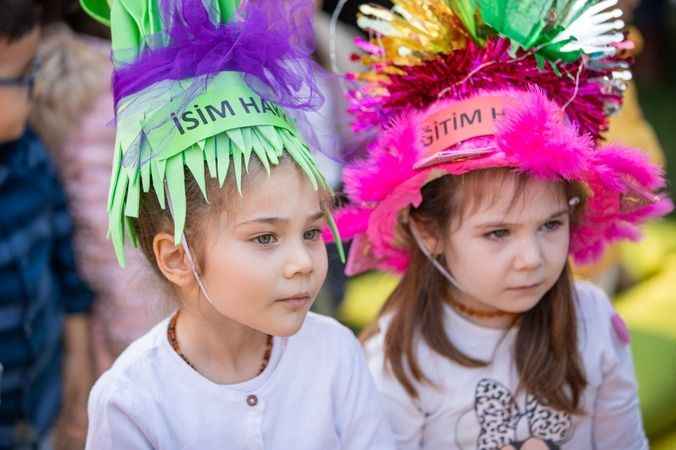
(133, 167), (227, 276)
(364, 169), (588, 414)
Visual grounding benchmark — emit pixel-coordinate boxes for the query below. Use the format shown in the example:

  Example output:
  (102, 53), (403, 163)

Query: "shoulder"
(92, 318), (169, 400)
(573, 280), (616, 325)
(88, 365), (135, 413)
(572, 281), (631, 369)
(13, 128), (55, 171)
(24, 128), (54, 164)
(87, 326), (163, 447)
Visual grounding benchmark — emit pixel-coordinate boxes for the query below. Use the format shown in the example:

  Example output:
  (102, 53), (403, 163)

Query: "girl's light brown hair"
(133, 166), (227, 277)
(363, 168), (589, 414)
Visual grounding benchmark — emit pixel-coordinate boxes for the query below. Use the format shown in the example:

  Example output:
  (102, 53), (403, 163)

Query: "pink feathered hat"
(332, 87), (672, 275)
(330, 1), (673, 276)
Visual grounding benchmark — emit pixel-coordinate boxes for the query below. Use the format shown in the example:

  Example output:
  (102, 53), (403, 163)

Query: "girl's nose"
(513, 236), (544, 271)
(283, 240), (314, 279)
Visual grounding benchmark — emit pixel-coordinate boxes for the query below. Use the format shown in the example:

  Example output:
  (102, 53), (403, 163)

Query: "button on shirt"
(85, 312), (395, 450)
(0, 128), (93, 449)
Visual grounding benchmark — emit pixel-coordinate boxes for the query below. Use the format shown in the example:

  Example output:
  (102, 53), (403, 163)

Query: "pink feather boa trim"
(328, 88), (672, 275)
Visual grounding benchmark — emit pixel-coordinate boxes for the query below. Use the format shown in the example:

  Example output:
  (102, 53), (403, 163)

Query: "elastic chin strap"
(163, 180), (217, 308)
(408, 220), (465, 293)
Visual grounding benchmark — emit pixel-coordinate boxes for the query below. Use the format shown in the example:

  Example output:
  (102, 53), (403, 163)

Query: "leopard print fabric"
(473, 379), (573, 450)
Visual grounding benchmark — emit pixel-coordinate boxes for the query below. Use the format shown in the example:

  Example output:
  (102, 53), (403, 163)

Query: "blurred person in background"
(0, 1), (94, 449)
(29, 23), (169, 450)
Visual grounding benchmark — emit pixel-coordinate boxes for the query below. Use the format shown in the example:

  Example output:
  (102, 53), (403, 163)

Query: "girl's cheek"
(546, 234), (570, 256)
(313, 246), (329, 273)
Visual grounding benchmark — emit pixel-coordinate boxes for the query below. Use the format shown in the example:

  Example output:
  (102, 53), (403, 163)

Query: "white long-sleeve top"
(365, 281), (648, 450)
(86, 312), (395, 450)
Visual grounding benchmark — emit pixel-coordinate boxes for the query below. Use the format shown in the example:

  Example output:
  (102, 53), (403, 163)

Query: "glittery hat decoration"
(349, 0), (632, 138)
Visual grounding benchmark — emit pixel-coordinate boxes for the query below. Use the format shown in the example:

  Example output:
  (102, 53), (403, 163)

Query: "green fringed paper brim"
(108, 125), (345, 267)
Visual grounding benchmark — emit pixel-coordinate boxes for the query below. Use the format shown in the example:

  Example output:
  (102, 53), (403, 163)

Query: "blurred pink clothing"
(31, 28), (168, 375)
(65, 93), (168, 374)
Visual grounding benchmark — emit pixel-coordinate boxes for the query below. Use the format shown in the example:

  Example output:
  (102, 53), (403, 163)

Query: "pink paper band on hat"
(416, 95), (520, 169)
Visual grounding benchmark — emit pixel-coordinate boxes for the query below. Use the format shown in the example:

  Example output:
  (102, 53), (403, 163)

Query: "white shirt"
(365, 281), (648, 450)
(86, 312), (395, 450)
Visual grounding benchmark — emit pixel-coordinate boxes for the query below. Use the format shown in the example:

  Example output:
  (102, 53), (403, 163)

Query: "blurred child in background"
(0, 1), (93, 449)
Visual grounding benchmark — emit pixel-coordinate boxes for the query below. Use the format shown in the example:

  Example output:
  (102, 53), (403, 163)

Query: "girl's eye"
(542, 220), (563, 232)
(303, 228), (321, 241)
(485, 229), (509, 240)
(253, 233), (277, 245)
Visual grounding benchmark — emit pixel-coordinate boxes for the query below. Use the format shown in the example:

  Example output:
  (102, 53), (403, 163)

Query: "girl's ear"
(153, 232), (194, 288)
(410, 218), (444, 256)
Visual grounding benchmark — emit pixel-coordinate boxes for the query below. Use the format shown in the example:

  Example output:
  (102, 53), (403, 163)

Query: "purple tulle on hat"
(112, 0), (324, 112)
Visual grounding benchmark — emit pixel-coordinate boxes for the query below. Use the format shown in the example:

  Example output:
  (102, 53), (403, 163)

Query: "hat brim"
(80, 0), (111, 26)
(335, 88), (672, 274)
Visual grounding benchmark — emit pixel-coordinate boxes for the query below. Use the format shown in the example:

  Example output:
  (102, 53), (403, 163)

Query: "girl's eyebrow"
(548, 208), (571, 219)
(308, 211), (327, 223)
(475, 207), (570, 229)
(237, 211), (324, 226)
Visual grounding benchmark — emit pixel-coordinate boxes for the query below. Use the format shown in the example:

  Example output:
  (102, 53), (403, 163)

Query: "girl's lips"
(508, 282), (543, 291)
(276, 294), (312, 308)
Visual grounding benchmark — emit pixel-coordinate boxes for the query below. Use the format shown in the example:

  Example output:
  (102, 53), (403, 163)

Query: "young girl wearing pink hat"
(332, 1), (672, 448)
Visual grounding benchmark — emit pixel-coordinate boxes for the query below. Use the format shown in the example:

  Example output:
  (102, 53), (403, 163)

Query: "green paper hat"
(80, 0), (240, 26)
(81, 0), (343, 267)
(80, 0), (111, 26)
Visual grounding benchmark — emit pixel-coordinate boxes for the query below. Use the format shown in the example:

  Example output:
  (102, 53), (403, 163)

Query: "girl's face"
(440, 176), (570, 315)
(0, 28), (40, 142)
(197, 162), (328, 337)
